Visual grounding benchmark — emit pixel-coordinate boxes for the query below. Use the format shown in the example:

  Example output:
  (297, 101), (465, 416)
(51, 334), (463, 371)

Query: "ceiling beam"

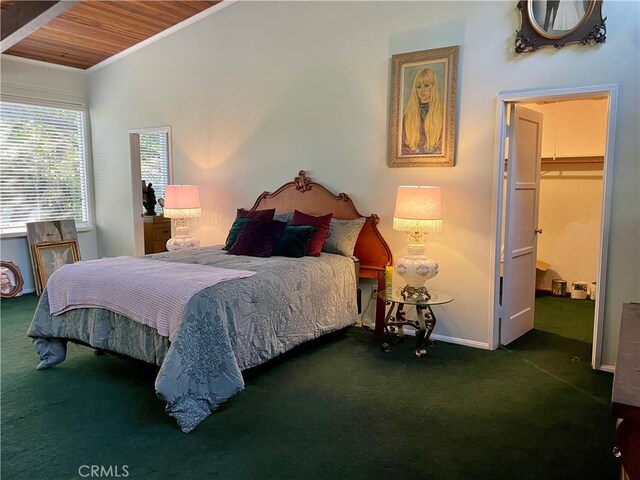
(1, 1), (79, 52)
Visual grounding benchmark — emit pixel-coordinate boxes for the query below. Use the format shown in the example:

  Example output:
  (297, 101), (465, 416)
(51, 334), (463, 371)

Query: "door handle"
(535, 228), (543, 235)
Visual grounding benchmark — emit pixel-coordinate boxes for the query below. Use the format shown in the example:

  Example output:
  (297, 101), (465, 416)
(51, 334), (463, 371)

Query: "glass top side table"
(378, 289), (454, 357)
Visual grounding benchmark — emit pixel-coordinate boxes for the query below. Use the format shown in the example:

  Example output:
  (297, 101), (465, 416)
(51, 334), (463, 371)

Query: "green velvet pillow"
(272, 225), (316, 258)
(223, 217), (252, 250)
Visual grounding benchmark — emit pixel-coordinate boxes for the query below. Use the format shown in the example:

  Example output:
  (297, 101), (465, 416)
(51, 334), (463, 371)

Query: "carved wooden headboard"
(251, 170), (393, 334)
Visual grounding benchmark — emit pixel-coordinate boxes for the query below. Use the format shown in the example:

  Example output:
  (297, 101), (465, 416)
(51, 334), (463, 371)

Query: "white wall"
(537, 167), (603, 292)
(0, 58), (97, 293)
(87, 1), (639, 364)
(532, 98), (608, 159)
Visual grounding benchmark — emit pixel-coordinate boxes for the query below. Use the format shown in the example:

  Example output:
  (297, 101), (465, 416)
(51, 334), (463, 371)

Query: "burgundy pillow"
(227, 220), (286, 257)
(237, 208), (275, 221)
(292, 210), (333, 256)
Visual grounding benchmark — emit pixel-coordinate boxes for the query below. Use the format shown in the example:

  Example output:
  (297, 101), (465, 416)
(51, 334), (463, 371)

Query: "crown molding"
(1, 53), (86, 73)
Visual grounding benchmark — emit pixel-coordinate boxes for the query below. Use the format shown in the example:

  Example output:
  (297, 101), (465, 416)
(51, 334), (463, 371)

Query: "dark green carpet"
(1, 294), (618, 480)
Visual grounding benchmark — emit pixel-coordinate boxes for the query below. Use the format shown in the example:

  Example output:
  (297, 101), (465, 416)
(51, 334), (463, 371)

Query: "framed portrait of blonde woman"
(388, 46), (458, 168)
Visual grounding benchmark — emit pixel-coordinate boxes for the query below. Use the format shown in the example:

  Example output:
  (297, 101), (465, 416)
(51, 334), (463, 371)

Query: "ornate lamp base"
(166, 235), (200, 251)
(400, 285), (432, 302)
(166, 219), (200, 251)
(394, 242), (438, 300)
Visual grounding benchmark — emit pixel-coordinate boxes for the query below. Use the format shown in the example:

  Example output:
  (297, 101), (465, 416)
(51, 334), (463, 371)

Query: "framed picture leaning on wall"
(33, 241), (80, 291)
(388, 46), (458, 168)
(26, 219), (79, 294)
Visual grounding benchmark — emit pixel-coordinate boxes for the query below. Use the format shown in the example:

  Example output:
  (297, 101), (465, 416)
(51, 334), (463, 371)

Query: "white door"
(502, 105), (543, 345)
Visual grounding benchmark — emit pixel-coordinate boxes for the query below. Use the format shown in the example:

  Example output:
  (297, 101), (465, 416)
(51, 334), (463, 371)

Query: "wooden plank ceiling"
(2, 0), (221, 70)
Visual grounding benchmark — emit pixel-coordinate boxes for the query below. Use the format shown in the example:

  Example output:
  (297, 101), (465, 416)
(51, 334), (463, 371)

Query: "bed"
(27, 171), (392, 432)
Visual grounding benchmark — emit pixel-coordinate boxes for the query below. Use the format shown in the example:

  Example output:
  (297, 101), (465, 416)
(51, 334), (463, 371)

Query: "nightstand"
(143, 215), (171, 254)
(379, 289), (453, 357)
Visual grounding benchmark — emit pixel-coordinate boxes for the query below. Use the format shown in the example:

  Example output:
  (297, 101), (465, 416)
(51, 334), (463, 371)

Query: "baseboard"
(431, 334), (491, 350)
(399, 328), (490, 350)
(599, 364), (615, 373)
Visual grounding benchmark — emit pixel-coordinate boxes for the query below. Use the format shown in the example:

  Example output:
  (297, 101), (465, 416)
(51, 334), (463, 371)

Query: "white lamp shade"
(393, 185), (442, 232)
(163, 185), (201, 218)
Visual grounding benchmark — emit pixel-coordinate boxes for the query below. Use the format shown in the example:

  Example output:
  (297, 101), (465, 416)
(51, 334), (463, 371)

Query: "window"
(139, 130), (170, 213)
(0, 98), (90, 234)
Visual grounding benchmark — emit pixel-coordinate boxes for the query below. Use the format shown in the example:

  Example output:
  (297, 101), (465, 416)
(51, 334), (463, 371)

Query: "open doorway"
(491, 86), (618, 371)
(128, 127), (173, 257)
(524, 98), (606, 298)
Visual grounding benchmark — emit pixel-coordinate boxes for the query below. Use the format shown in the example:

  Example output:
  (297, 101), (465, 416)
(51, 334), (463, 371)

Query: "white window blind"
(140, 131), (169, 213)
(0, 99), (90, 234)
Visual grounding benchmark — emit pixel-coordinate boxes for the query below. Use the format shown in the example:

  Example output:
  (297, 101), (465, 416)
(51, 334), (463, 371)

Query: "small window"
(0, 99), (91, 234)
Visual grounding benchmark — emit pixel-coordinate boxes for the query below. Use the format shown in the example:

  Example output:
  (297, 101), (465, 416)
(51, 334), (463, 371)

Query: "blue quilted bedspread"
(27, 247), (357, 432)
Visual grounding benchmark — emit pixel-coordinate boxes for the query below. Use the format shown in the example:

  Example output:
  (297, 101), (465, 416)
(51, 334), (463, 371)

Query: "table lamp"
(393, 185), (442, 300)
(163, 185), (201, 251)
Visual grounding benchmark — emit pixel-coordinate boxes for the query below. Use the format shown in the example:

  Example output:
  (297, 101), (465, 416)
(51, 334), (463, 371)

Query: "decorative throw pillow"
(322, 217), (366, 257)
(227, 220), (286, 257)
(291, 210), (333, 257)
(273, 211), (293, 224)
(237, 208), (276, 221)
(272, 225), (316, 258)
(222, 217), (252, 250)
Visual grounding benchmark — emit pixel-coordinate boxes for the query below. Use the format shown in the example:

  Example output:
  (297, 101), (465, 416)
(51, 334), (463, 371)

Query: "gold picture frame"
(26, 219), (78, 294)
(388, 46), (458, 168)
(34, 241), (80, 290)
